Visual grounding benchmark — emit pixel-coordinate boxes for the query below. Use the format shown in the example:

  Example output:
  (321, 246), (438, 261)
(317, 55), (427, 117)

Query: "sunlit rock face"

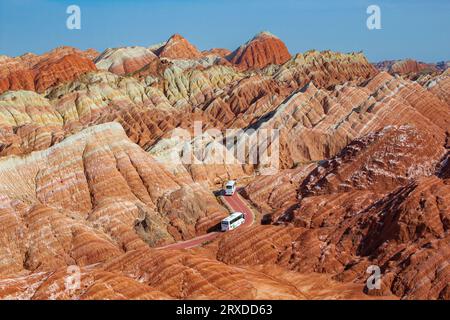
(374, 59), (436, 75)
(0, 47), (98, 94)
(155, 34), (203, 60)
(300, 125), (445, 196)
(239, 123), (449, 300)
(226, 32), (291, 70)
(94, 46), (158, 75)
(265, 50), (378, 88)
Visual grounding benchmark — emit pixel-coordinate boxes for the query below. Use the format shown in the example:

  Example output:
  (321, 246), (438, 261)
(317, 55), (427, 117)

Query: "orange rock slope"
(227, 31), (291, 70)
(0, 123), (228, 274)
(94, 46), (158, 75)
(241, 125), (449, 299)
(155, 34), (203, 60)
(374, 59), (439, 76)
(0, 47), (97, 94)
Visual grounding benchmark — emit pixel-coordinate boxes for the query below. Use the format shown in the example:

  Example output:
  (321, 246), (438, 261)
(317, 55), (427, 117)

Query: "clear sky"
(0, 0), (449, 62)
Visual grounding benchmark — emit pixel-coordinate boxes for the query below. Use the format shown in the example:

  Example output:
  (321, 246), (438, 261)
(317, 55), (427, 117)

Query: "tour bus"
(224, 180), (236, 196)
(221, 212), (245, 232)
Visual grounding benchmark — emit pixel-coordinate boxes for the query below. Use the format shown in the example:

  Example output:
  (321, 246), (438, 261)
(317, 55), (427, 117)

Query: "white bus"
(221, 212), (245, 232)
(224, 180), (236, 196)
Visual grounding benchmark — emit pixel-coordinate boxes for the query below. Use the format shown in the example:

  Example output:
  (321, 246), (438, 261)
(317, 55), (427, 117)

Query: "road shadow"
(213, 189), (225, 197)
(207, 223), (222, 233)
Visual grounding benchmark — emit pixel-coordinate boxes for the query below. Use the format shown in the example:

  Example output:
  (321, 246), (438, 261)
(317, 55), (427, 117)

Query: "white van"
(224, 180), (236, 196)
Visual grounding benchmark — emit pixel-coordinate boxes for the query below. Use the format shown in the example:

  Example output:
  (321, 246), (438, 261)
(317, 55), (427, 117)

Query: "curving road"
(156, 189), (254, 250)
(221, 189), (254, 229)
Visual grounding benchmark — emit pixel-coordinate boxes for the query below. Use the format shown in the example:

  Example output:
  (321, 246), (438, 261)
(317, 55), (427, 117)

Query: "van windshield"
(226, 185), (233, 189)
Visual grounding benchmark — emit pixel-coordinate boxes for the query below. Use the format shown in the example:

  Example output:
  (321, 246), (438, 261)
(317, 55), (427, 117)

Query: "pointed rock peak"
(168, 34), (186, 42)
(227, 31), (291, 71)
(252, 31), (280, 41)
(156, 34), (202, 60)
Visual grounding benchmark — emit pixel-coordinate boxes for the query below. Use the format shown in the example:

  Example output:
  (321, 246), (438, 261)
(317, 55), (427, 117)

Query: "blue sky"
(0, 0), (449, 62)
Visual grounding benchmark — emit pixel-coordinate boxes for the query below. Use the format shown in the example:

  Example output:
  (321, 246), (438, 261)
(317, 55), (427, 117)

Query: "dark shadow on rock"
(207, 223), (222, 233)
(261, 213), (273, 225)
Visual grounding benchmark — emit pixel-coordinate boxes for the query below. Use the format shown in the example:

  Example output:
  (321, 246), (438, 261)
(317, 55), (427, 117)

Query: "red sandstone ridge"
(374, 59), (438, 77)
(0, 48), (97, 94)
(390, 59), (437, 74)
(94, 46), (158, 75)
(155, 34), (203, 60)
(300, 125), (445, 197)
(33, 54), (96, 92)
(237, 125), (449, 299)
(0, 46), (97, 79)
(226, 31), (291, 70)
(203, 48), (232, 58)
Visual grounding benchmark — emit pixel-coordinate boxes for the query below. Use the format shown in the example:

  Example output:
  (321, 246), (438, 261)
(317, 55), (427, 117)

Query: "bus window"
(221, 212), (245, 232)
